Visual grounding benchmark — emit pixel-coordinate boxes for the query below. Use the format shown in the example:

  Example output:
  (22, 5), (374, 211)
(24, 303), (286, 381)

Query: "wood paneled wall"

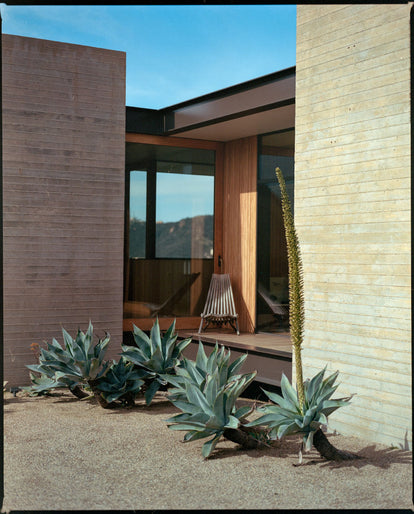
(296, 5), (411, 449)
(2, 35), (126, 386)
(222, 137), (258, 333)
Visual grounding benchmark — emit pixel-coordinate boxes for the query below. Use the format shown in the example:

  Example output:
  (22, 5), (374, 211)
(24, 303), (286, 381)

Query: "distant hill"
(129, 215), (213, 259)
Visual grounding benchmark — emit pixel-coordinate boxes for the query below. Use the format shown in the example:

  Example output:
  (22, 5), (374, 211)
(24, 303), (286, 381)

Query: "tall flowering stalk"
(275, 167), (305, 410)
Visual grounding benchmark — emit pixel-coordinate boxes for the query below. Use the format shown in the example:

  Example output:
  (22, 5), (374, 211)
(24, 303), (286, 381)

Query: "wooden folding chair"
(198, 273), (240, 335)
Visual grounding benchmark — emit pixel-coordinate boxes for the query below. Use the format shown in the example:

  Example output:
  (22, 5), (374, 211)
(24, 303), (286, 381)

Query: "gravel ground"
(2, 390), (413, 511)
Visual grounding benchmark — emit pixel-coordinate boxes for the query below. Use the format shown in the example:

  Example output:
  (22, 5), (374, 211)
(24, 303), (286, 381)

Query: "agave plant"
(94, 357), (145, 407)
(165, 365), (266, 458)
(22, 372), (69, 396)
(162, 342), (248, 402)
(246, 368), (358, 462)
(24, 322), (111, 401)
(121, 318), (192, 405)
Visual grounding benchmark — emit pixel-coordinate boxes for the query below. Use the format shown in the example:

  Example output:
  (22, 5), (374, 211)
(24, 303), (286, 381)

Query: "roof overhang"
(126, 66), (295, 142)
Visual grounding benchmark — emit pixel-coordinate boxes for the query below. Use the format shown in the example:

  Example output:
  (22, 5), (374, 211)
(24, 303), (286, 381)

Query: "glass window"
(124, 142), (215, 320)
(257, 129), (294, 333)
(129, 171), (147, 259)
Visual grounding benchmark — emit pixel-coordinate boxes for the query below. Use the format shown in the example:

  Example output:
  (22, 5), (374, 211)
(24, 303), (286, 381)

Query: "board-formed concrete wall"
(295, 4), (411, 449)
(3, 35), (126, 386)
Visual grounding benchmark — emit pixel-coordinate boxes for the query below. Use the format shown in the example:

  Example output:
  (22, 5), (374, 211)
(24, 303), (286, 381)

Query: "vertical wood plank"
(222, 136), (258, 333)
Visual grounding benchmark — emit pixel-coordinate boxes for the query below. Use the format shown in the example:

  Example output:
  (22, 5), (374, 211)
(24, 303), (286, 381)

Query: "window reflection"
(124, 143), (215, 320)
(257, 130), (294, 333)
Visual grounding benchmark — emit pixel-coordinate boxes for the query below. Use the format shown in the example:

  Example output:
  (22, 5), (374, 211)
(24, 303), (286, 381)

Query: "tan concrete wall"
(2, 35), (126, 386)
(295, 5), (411, 449)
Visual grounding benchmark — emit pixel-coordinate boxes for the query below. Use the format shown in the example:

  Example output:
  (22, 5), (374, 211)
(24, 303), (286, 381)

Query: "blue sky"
(0, 4), (296, 109)
(1, 4), (296, 222)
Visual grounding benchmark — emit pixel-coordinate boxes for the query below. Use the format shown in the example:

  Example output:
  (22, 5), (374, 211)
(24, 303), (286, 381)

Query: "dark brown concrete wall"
(2, 35), (126, 386)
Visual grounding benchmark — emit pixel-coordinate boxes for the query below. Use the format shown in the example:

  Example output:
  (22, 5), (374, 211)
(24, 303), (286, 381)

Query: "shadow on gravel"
(317, 444), (412, 470)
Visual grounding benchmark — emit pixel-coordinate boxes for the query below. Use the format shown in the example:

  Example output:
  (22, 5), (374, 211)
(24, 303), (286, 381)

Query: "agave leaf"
(202, 433), (222, 458)
(88, 358), (103, 380)
(132, 324), (152, 359)
(218, 350), (231, 385)
(182, 358), (205, 387)
(168, 396), (203, 413)
(83, 321), (93, 356)
(195, 342), (209, 370)
(227, 353), (248, 376)
(144, 379), (161, 406)
(62, 328), (75, 355)
(121, 346), (147, 366)
(262, 388), (298, 412)
(204, 373), (218, 406)
(168, 422), (209, 431)
(304, 367), (326, 405)
(277, 421), (300, 439)
(234, 404), (254, 421)
(183, 430), (215, 443)
(26, 364), (45, 374)
(150, 318), (162, 355)
(203, 344), (217, 371)
(280, 374), (300, 410)
(160, 373), (185, 389)
(50, 337), (64, 351)
(161, 319), (176, 359)
(225, 372), (256, 414)
(224, 414), (240, 430)
(94, 335), (110, 360)
(302, 405), (318, 427)
(322, 369), (340, 389)
(316, 411), (328, 426)
(245, 411), (288, 427)
(144, 343), (165, 373)
(205, 414), (225, 430)
(185, 383), (214, 416)
(320, 398), (352, 417)
(173, 337), (192, 359)
(304, 430), (315, 452)
(311, 384), (339, 408)
(165, 412), (208, 424)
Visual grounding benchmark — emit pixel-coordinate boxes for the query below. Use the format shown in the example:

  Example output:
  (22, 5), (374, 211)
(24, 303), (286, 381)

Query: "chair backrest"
(202, 273), (237, 317)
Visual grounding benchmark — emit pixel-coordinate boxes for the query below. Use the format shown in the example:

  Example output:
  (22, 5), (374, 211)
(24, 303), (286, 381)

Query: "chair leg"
(198, 316), (204, 334)
(235, 318), (240, 336)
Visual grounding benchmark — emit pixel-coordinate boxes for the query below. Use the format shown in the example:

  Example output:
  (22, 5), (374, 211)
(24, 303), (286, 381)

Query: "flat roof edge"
(159, 65), (296, 113)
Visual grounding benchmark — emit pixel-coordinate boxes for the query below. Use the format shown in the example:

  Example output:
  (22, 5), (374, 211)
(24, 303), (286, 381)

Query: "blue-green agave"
(246, 367), (354, 457)
(24, 322), (111, 398)
(162, 342), (248, 402)
(121, 318), (192, 405)
(166, 366), (258, 458)
(95, 357), (145, 405)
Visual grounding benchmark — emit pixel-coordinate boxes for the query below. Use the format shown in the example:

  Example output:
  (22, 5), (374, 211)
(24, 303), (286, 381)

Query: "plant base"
(313, 428), (361, 461)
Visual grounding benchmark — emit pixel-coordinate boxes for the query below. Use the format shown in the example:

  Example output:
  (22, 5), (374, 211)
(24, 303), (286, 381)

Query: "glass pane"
(156, 172), (214, 259)
(257, 130), (294, 333)
(124, 142), (215, 321)
(129, 170), (146, 259)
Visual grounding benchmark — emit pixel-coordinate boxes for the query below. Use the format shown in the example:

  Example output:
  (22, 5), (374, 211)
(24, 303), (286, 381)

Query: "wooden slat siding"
(295, 5), (411, 449)
(3, 35), (126, 386)
(222, 137), (257, 333)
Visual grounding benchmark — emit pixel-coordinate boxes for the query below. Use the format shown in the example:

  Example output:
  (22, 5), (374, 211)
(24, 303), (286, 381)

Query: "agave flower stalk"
(267, 168), (360, 462)
(275, 167), (305, 409)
